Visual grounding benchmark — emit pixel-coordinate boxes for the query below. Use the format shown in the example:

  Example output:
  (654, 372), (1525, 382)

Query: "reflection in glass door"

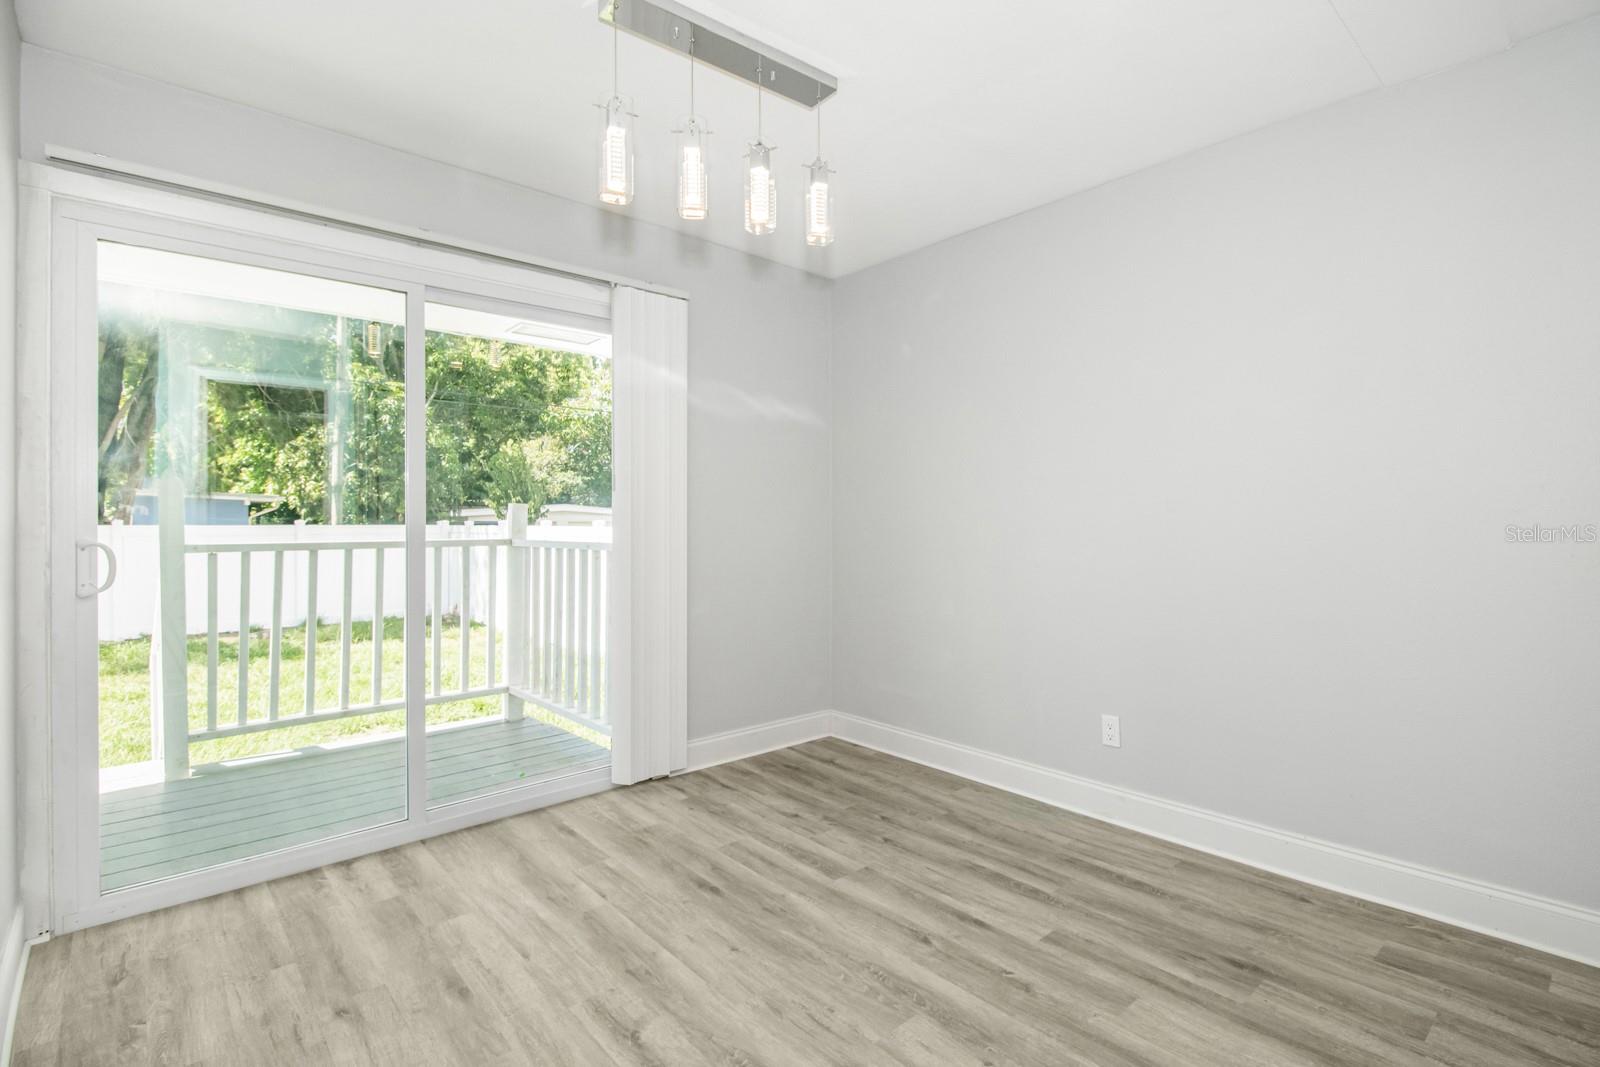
(421, 300), (613, 808)
(94, 241), (410, 892)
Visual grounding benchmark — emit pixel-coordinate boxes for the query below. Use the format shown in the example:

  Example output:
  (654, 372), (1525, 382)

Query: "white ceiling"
(17, 0), (1600, 277)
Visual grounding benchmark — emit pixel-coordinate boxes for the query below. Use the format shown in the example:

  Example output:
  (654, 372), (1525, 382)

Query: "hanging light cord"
(689, 32), (695, 115)
(612, 13), (619, 97)
(756, 57), (764, 141)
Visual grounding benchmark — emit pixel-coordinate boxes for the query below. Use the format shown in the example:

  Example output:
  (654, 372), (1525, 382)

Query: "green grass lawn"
(99, 617), (607, 768)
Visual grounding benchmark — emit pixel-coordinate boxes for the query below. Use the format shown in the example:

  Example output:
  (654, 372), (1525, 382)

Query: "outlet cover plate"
(1101, 714), (1121, 748)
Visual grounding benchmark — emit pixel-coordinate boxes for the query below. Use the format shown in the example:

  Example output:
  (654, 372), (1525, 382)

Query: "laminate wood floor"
(14, 739), (1599, 1065)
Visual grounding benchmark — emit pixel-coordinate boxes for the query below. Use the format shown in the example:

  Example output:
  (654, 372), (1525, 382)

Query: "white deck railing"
(146, 494), (610, 781)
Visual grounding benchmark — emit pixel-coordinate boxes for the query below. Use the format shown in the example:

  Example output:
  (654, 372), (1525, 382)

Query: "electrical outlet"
(1101, 715), (1121, 748)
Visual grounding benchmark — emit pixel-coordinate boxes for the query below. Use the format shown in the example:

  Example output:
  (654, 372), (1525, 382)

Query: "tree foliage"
(205, 380), (331, 520)
(98, 309), (611, 525)
(421, 333), (611, 522)
(97, 309), (162, 523)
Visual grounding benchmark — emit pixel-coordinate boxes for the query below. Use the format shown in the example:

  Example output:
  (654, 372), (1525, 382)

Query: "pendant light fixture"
(675, 32), (709, 221)
(743, 58), (777, 236)
(598, 0), (840, 233)
(598, 7), (634, 207)
(804, 96), (834, 247)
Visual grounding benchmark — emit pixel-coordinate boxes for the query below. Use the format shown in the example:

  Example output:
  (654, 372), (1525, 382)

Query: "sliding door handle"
(76, 540), (118, 598)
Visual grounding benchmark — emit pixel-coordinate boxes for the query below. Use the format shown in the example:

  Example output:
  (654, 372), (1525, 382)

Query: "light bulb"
(677, 118), (709, 221)
(804, 160), (834, 247)
(365, 321), (382, 356)
(744, 142), (776, 235)
(599, 96), (633, 206)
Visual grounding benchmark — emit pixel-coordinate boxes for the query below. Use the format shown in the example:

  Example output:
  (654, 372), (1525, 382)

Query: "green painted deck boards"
(98, 717), (607, 891)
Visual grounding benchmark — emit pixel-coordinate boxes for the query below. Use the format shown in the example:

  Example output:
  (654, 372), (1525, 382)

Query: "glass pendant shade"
(598, 96), (634, 206)
(804, 159), (834, 247)
(744, 142), (777, 235)
(677, 118), (710, 220)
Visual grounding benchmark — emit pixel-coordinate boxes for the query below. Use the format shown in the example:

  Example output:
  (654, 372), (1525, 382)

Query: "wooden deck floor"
(99, 717), (608, 892)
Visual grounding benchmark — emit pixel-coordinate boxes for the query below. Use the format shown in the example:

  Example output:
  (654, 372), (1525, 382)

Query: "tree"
(97, 313), (162, 523)
(206, 381), (330, 520)
(97, 303), (613, 526)
(484, 437), (573, 517)
(421, 331), (610, 521)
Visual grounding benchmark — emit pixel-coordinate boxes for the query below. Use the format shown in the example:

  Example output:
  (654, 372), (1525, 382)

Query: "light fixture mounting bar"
(600, 0), (838, 109)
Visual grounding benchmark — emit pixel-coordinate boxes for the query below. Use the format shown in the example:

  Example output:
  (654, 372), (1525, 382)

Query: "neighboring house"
(450, 504), (613, 527)
(537, 504), (611, 527)
(129, 490), (285, 525)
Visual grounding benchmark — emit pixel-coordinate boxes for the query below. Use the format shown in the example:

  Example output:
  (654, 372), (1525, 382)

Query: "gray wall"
(20, 45), (833, 743)
(832, 19), (1600, 909)
(0, 0), (18, 947)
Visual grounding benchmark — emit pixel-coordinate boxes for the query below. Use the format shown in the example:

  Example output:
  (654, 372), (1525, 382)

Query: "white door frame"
(18, 170), (681, 935)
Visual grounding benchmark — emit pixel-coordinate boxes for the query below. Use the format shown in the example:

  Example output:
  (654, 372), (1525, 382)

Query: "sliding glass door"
(92, 241), (413, 892)
(421, 298), (613, 808)
(57, 207), (616, 919)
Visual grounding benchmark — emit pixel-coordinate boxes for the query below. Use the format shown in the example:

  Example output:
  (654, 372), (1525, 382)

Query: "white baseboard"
(0, 907), (29, 1065)
(820, 712), (1600, 969)
(684, 711), (834, 772)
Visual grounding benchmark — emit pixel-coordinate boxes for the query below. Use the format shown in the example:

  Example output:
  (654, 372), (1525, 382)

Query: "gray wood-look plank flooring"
(16, 739), (1599, 1065)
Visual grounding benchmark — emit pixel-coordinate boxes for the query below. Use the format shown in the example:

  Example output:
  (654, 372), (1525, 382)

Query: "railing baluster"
(572, 547), (582, 709)
(564, 546), (576, 710)
(533, 545), (545, 696)
(269, 550), (284, 721)
(538, 546), (549, 697)
(431, 526), (444, 697)
(486, 542), (498, 687)
(599, 548), (609, 718)
(502, 505), (527, 723)
(553, 546), (566, 706)
(534, 547), (547, 697)
(535, 544), (547, 700)
(304, 548), (319, 715)
(206, 552), (219, 733)
(371, 546), (384, 704)
(459, 541), (471, 691)
(548, 546), (557, 705)
(569, 547), (580, 708)
(597, 548), (608, 723)
(574, 547), (589, 713)
(564, 547), (577, 707)
(237, 550), (251, 725)
(570, 546), (582, 712)
(586, 548), (599, 716)
(589, 547), (600, 712)
(340, 547), (354, 710)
